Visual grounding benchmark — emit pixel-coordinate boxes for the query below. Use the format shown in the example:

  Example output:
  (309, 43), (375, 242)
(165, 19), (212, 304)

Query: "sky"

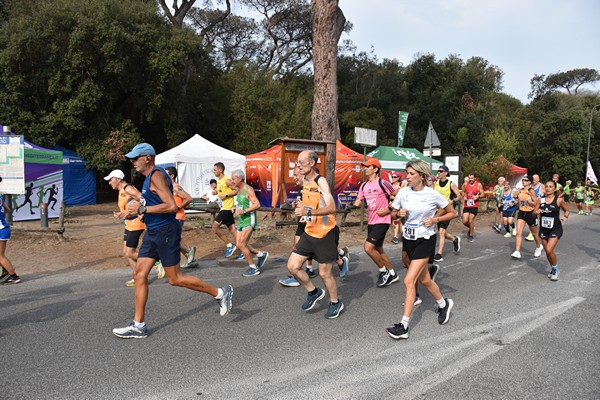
(338, 0), (600, 103)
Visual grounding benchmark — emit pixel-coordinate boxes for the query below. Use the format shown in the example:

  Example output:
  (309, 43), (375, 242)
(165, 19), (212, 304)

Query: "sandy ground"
(7, 202), (499, 276)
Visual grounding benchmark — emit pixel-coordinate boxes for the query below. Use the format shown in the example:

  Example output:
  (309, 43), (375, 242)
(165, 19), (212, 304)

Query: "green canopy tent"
(367, 146), (443, 181)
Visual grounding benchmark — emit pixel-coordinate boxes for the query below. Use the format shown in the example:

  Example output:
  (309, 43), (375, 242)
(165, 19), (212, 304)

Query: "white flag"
(587, 161), (598, 185)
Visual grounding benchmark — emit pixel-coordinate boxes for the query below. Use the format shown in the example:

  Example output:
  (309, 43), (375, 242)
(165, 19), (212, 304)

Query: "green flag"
(397, 111), (409, 146)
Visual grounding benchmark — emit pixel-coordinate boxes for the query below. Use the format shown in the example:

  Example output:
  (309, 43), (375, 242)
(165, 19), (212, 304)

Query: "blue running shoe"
(219, 285), (233, 316)
(302, 288), (325, 311)
(339, 256), (349, 279)
(325, 300), (344, 319)
(256, 251), (269, 269)
(225, 244), (236, 258)
(234, 253), (245, 260)
(112, 322), (148, 339)
(242, 266), (260, 277)
(279, 276), (300, 287)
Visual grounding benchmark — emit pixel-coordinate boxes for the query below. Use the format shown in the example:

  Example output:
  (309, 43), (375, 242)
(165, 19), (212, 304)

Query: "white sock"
(388, 269), (396, 276)
(215, 288), (224, 299)
(133, 320), (145, 328)
(257, 251), (264, 257)
(339, 249), (344, 256)
(249, 264), (257, 269)
(436, 298), (447, 309)
(378, 267), (386, 273)
(401, 316), (410, 329)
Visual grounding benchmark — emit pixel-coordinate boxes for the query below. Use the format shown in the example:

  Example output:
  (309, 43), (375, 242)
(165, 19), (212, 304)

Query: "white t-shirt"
(391, 186), (449, 240)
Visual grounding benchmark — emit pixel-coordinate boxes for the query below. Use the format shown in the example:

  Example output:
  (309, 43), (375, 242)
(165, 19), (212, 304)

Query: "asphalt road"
(1, 215), (599, 399)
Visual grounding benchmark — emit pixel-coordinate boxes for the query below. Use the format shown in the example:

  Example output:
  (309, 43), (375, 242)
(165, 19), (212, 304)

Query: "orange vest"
(302, 175), (336, 238)
(118, 188), (145, 231)
(174, 183), (185, 220)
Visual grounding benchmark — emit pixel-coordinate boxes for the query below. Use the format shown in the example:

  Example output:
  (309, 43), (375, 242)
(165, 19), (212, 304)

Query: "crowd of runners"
(1, 141), (593, 341)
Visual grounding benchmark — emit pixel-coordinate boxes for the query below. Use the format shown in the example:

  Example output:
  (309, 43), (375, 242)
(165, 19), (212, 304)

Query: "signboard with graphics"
(0, 135), (25, 194)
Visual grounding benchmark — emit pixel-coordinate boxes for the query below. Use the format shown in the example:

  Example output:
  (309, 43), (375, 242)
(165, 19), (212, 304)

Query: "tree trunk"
(311, 0), (345, 189)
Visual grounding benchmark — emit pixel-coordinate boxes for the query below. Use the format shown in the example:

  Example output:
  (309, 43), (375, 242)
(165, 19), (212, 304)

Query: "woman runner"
(538, 181), (570, 280)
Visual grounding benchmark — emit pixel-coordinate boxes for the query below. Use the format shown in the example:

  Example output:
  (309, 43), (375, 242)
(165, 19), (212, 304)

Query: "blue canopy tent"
(53, 145), (96, 206)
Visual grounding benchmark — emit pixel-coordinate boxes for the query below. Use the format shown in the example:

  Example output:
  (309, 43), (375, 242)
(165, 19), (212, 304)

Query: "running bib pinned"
(541, 216), (554, 229)
(403, 223), (419, 240)
(466, 199), (475, 207)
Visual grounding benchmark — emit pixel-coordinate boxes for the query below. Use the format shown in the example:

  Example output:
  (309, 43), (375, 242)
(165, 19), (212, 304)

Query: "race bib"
(466, 199), (475, 207)
(541, 216), (554, 229)
(503, 200), (512, 207)
(403, 223), (418, 240)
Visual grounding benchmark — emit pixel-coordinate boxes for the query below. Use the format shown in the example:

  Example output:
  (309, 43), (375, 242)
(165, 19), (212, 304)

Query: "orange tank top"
(174, 183), (185, 221)
(118, 188), (146, 231)
(517, 188), (534, 212)
(302, 175), (336, 238)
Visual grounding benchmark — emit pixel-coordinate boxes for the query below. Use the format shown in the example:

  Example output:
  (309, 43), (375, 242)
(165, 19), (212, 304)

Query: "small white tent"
(155, 134), (246, 197)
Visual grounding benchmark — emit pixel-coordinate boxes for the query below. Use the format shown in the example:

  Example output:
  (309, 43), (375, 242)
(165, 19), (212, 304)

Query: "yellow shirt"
(217, 175), (235, 211)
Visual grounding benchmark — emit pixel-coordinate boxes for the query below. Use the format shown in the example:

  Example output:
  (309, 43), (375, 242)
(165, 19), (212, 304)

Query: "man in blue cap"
(112, 143), (233, 339)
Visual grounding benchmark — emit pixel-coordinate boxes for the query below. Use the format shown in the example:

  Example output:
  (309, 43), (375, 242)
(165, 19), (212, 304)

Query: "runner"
(433, 165), (461, 261)
(287, 150), (344, 319)
(0, 186), (20, 284)
(106, 169), (164, 286)
(112, 143), (233, 339)
(353, 159), (399, 287)
(584, 185), (595, 215)
(511, 175), (543, 259)
(230, 169), (269, 277)
(563, 179), (572, 203)
(386, 160), (455, 340)
(461, 172), (484, 242)
(389, 172), (402, 244)
(538, 180), (570, 281)
(500, 180), (518, 237)
(165, 167), (196, 267)
(211, 162), (238, 258)
(574, 182), (585, 214)
(493, 176), (505, 232)
(200, 179), (220, 204)
(552, 173), (564, 197)
(525, 174), (546, 241)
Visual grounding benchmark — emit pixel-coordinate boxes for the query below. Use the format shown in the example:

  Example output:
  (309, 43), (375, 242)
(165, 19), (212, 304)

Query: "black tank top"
(539, 196), (561, 230)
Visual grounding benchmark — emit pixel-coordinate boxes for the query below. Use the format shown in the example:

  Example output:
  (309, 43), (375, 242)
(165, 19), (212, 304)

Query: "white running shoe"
(525, 233), (534, 241)
(511, 228), (517, 236)
(503, 232), (512, 238)
(511, 250), (521, 259)
(534, 246), (543, 257)
(155, 262), (165, 279)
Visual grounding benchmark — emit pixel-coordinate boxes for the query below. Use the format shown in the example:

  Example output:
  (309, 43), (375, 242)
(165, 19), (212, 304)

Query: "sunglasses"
(522, 178), (530, 182)
(437, 170), (445, 173)
(391, 176), (399, 179)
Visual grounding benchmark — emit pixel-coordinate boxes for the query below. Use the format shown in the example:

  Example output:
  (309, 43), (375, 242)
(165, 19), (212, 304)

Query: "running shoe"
(306, 268), (317, 278)
(503, 232), (512, 238)
(125, 279), (135, 287)
(429, 264), (440, 282)
(549, 267), (559, 281)
(155, 262), (165, 280)
(467, 234), (474, 243)
(376, 270), (388, 287)
(402, 294), (422, 306)
(224, 243), (236, 258)
(453, 236), (461, 252)
(242, 266), (260, 277)
(340, 246), (350, 263)
(525, 233), (534, 241)
(493, 224), (502, 233)
(325, 300), (344, 319)
(433, 253), (443, 262)
(391, 236), (399, 245)
(256, 251), (269, 269)
(534, 246), (543, 257)
(437, 298), (454, 325)
(112, 322), (148, 339)
(339, 256), (349, 279)
(0, 267), (7, 281)
(511, 228), (517, 236)
(279, 276), (300, 287)
(302, 288), (325, 311)
(219, 285), (233, 316)
(511, 250), (522, 259)
(382, 272), (399, 287)
(2, 274), (21, 284)
(385, 323), (409, 340)
(234, 253), (245, 260)
(187, 246), (196, 265)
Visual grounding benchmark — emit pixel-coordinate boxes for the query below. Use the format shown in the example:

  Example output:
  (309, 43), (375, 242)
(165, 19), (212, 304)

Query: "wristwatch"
(137, 205), (147, 215)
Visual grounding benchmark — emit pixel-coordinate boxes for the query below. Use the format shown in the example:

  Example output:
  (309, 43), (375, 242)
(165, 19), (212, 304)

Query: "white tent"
(155, 134), (246, 197)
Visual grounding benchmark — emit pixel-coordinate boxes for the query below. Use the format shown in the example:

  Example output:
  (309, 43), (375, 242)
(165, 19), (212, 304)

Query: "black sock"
(309, 288), (319, 296)
(505, 224), (510, 233)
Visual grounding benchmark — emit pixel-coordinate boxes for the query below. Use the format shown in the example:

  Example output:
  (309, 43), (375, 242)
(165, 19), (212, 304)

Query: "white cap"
(104, 169), (125, 181)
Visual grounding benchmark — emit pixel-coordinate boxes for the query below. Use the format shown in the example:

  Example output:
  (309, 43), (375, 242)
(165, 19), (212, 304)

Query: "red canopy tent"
(245, 140), (372, 208)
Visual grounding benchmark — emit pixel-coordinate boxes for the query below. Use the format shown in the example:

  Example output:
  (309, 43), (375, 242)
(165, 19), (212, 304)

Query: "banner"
(587, 161), (598, 185)
(397, 111), (409, 146)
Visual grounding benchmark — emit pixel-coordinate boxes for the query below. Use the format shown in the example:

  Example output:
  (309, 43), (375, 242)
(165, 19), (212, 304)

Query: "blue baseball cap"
(125, 143), (156, 158)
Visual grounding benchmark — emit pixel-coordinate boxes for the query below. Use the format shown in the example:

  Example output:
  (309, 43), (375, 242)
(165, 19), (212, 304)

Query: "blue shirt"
(0, 196), (8, 229)
(141, 167), (175, 230)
